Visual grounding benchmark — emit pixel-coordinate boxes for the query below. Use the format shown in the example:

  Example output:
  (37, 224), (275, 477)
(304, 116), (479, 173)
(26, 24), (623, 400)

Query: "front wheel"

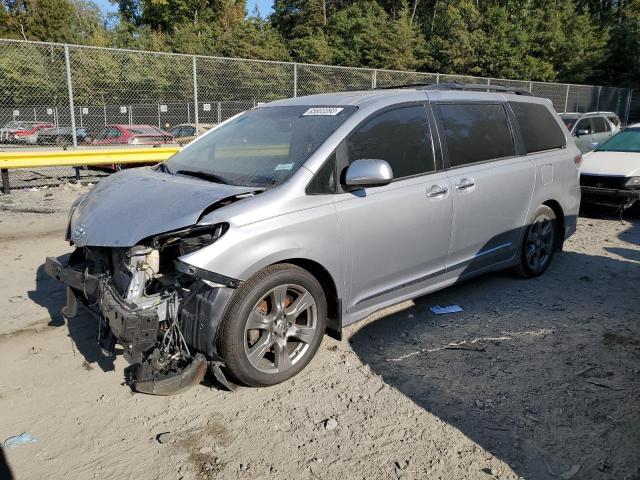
(217, 264), (327, 387)
(515, 205), (557, 278)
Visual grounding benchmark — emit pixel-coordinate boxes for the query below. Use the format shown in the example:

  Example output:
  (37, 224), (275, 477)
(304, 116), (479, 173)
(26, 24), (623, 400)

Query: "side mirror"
(576, 129), (590, 137)
(345, 159), (393, 188)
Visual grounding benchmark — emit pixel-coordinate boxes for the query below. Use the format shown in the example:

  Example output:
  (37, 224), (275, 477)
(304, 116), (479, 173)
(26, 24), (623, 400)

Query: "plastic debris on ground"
(430, 305), (463, 315)
(2, 433), (36, 448)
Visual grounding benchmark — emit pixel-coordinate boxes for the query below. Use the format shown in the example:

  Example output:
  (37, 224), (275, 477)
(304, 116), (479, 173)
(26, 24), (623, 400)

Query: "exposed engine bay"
(45, 223), (238, 395)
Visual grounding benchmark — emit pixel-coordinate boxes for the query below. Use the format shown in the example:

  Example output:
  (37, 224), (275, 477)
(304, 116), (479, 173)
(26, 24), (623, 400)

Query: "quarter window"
(436, 103), (515, 167)
(306, 153), (336, 194)
(509, 101), (567, 153)
(347, 105), (434, 179)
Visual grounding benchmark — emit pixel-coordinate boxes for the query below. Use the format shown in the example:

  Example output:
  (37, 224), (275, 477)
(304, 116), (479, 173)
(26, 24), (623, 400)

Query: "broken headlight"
(152, 223), (228, 255)
(66, 194), (86, 241)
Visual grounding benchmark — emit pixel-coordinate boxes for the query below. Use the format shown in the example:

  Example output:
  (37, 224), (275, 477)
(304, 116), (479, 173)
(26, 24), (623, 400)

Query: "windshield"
(165, 105), (356, 188)
(595, 128), (640, 153)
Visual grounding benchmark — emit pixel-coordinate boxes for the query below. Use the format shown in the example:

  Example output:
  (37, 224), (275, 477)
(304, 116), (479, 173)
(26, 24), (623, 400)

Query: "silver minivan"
(46, 84), (581, 393)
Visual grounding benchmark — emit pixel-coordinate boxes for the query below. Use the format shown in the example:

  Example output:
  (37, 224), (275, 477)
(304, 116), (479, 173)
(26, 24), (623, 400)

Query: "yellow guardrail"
(0, 147), (181, 170)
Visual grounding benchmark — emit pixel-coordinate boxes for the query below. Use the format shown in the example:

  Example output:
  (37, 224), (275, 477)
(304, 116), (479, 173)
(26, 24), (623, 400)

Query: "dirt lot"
(0, 187), (638, 480)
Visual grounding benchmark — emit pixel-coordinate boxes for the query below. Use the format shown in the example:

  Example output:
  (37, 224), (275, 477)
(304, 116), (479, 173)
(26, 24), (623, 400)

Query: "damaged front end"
(45, 222), (238, 395)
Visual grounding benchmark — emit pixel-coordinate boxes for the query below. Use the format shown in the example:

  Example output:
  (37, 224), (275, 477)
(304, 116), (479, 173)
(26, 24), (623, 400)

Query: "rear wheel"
(218, 264), (327, 387)
(515, 205), (557, 278)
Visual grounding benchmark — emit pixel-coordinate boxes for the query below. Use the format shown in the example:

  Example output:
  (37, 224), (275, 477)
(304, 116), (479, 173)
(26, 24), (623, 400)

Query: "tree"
(327, 1), (427, 70)
(426, 0), (483, 75)
(213, 14), (289, 60)
(603, 0), (640, 86)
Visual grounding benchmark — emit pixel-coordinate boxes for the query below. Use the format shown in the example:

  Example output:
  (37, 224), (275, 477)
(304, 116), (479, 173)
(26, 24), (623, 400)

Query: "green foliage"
(213, 14), (289, 60)
(0, 0), (636, 86)
(327, 1), (427, 70)
(605, 0), (640, 87)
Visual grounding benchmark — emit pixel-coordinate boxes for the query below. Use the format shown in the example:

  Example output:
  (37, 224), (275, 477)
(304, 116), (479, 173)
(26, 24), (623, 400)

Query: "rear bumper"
(580, 186), (640, 208)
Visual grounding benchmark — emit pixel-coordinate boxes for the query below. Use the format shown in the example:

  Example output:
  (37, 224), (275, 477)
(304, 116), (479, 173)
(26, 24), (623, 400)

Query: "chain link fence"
(0, 38), (637, 189)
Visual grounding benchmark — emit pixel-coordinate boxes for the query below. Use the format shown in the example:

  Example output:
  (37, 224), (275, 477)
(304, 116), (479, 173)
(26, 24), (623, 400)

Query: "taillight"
(574, 154), (583, 169)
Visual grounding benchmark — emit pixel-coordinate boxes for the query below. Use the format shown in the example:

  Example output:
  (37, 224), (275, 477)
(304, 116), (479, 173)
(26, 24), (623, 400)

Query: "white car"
(561, 111), (621, 153)
(580, 123), (640, 209)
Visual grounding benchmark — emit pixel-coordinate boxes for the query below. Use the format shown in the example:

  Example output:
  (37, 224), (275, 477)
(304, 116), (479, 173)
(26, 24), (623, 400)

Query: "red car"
(91, 125), (175, 146)
(1, 121), (55, 144)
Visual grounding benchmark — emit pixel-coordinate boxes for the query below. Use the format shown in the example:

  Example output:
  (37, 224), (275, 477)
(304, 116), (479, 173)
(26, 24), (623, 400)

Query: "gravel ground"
(0, 186), (638, 480)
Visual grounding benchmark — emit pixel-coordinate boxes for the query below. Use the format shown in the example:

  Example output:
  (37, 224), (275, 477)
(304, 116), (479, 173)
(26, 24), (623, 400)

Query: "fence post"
(63, 44), (78, 148)
(371, 69), (377, 89)
(529, 81), (533, 93)
(624, 89), (633, 125)
(564, 85), (570, 113)
(293, 63), (298, 98)
(217, 101), (221, 124)
(436, 73), (440, 84)
(1, 169), (9, 194)
(103, 105), (107, 126)
(192, 56), (199, 135)
(596, 86), (602, 111)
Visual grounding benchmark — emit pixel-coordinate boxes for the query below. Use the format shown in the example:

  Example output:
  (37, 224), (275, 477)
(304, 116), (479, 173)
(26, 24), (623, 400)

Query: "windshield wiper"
(175, 169), (229, 184)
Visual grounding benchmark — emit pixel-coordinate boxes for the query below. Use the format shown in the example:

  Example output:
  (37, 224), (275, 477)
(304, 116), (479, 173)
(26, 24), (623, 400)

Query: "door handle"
(455, 178), (475, 190)
(427, 185), (449, 197)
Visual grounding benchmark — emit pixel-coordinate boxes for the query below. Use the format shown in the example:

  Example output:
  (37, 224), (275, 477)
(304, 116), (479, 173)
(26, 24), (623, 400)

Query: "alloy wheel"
(525, 216), (554, 272)
(243, 284), (318, 374)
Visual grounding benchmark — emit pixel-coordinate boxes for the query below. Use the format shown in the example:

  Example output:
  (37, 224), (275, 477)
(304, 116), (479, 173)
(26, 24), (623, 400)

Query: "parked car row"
(0, 121), (55, 143)
(0, 122), (215, 146)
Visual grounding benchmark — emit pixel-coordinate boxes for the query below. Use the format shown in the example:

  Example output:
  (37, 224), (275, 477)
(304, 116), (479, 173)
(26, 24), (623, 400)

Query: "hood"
(581, 151), (640, 177)
(70, 168), (256, 247)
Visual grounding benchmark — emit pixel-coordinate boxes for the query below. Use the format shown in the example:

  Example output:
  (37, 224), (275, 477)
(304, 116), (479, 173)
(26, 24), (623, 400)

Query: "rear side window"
(509, 102), (567, 153)
(575, 119), (592, 134)
(347, 105), (434, 179)
(592, 117), (608, 133)
(436, 103), (515, 166)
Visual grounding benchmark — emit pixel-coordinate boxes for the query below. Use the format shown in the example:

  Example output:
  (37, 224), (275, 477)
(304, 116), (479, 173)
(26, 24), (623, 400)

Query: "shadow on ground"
(28, 264), (115, 372)
(0, 448), (13, 480)
(350, 221), (640, 480)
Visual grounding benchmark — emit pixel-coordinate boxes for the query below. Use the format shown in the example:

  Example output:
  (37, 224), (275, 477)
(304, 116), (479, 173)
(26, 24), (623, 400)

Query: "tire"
(217, 263), (327, 387)
(515, 205), (557, 278)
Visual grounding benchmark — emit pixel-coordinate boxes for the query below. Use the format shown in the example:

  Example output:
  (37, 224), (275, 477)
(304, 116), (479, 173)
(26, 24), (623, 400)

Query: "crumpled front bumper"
(44, 254), (237, 363)
(45, 254), (99, 298)
(44, 255), (159, 363)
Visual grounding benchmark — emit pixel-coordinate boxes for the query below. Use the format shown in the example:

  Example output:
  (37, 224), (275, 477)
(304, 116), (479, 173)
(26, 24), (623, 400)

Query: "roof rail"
(379, 81), (532, 96)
